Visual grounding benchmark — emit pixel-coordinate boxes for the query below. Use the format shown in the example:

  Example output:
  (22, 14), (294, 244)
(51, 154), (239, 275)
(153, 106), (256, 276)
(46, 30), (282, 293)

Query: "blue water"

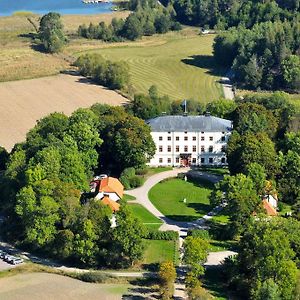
(0, 0), (113, 16)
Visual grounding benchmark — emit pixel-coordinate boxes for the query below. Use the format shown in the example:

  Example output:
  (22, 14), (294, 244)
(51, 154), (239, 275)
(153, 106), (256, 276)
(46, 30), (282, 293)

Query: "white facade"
(147, 115), (232, 167)
(95, 192), (120, 202)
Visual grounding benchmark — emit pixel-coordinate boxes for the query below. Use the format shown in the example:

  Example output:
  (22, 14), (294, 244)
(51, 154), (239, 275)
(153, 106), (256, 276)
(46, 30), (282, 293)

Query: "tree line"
(161, 0), (299, 29)
(74, 53), (130, 90)
(213, 20), (300, 92)
(78, 2), (181, 42)
(208, 92), (300, 299)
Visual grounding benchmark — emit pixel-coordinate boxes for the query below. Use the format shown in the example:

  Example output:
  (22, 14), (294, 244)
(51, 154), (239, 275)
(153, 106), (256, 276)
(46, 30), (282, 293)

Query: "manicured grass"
(209, 240), (237, 252)
(198, 167), (230, 176)
(123, 194), (136, 201)
(128, 203), (163, 230)
(75, 28), (224, 103)
(142, 240), (177, 265)
(211, 214), (230, 224)
(149, 177), (214, 221)
(145, 166), (173, 177)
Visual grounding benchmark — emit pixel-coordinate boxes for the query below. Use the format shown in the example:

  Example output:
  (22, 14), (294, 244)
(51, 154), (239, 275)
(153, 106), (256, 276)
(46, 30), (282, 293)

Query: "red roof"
(101, 196), (120, 212)
(99, 177), (124, 199)
(262, 200), (277, 216)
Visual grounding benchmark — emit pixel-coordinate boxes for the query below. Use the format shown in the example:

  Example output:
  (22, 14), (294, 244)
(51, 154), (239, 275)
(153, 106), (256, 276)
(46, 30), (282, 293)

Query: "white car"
(11, 258), (24, 265)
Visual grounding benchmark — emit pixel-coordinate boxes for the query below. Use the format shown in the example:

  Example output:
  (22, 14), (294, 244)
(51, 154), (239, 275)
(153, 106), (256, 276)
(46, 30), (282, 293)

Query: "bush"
(135, 168), (147, 175)
(144, 230), (179, 240)
(129, 175), (144, 188)
(76, 272), (116, 283)
(188, 229), (210, 240)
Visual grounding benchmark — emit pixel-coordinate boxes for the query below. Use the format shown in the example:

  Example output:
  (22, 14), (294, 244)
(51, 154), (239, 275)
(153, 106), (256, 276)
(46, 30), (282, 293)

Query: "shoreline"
(0, 1), (129, 17)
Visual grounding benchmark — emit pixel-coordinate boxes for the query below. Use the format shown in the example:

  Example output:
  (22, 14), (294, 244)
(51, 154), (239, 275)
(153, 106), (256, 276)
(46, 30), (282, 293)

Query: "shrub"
(129, 175), (144, 188)
(158, 261), (176, 300)
(144, 230), (179, 240)
(187, 229), (211, 240)
(135, 168), (147, 176)
(76, 272), (116, 283)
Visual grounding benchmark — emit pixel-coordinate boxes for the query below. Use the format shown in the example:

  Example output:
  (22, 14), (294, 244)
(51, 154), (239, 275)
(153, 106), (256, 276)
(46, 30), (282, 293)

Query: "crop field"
(76, 30), (224, 102)
(0, 272), (129, 300)
(0, 74), (128, 151)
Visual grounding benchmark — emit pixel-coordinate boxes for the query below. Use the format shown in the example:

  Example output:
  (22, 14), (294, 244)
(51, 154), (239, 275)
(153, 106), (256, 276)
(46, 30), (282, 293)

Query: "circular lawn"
(148, 177), (214, 222)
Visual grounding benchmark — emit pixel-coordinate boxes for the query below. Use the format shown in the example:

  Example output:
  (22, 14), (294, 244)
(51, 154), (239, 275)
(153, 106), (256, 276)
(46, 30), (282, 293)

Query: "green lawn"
(198, 167), (230, 176)
(123, 194), (136, 201)
(149, 178), (214, 221)
(128, 203), (163, 230)
(142, 240), (178, 265)
(75, 28), (224, 103)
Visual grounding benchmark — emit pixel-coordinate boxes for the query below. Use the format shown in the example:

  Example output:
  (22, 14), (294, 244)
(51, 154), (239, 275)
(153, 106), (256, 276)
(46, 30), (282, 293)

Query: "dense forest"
(78, 1), (181, 41)
(214, 20), (300, 91)
(161, 0), (299, 29)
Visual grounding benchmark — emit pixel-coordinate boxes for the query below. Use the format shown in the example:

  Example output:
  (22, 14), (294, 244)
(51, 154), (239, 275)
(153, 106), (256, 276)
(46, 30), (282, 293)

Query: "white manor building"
(147, 113), (233, 167)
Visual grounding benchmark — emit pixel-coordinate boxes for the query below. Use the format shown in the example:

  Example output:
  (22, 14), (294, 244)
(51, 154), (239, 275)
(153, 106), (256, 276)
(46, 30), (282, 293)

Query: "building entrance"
(180, 154), (192, 167)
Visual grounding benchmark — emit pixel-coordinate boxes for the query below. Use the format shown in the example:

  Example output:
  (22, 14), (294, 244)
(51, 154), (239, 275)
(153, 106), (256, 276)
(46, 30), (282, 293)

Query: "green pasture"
(76, 30), (224, 103)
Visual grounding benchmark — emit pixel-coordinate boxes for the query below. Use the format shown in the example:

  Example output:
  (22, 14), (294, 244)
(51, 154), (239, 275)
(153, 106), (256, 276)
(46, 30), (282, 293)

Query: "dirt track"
(0, 74), (128, 151)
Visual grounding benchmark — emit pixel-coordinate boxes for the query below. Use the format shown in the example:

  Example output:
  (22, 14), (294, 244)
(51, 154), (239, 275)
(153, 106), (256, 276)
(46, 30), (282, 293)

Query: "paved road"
(127, 168), (225, 299)
(204, 251), (238, 268)
(126, 168), (223, 236)
(221, 77), (234, 100)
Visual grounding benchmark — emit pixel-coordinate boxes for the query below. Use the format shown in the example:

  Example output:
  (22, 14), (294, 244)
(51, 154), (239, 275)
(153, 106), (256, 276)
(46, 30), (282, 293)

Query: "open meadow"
(0, 13), (224, 102)
(72, 30), (224, 102)
(0, 12), (128, 82)
(0, 74), (127, 150)
(0, 272), (129, 300)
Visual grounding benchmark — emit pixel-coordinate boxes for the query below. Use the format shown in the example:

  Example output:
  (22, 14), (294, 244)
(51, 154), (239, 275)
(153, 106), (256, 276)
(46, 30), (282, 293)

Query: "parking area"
(0, 249), (24, 270)
(0, 258), (17, 271)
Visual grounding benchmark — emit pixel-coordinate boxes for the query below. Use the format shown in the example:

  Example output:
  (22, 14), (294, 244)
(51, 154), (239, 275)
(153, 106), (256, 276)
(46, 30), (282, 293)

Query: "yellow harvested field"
(0, 272), (129, 299)
(0, 74), (128, 151)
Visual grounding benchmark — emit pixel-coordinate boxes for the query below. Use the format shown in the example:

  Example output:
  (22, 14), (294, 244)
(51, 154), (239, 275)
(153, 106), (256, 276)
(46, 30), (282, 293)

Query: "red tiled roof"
(262, 200), (277, 216)
(99, 177), (124, 199)
(101, 196), (120, 212)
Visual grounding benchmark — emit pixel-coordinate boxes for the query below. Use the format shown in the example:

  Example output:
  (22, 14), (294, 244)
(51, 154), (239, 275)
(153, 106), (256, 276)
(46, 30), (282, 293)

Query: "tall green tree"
(211, 174), (261, 236)
(39, 12), (67, 53)
(110, 204), (145, 267)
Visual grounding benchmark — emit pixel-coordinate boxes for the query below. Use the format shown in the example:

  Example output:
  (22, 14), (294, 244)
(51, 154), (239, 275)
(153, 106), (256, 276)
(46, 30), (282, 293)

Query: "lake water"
(0, 0), (113, 16)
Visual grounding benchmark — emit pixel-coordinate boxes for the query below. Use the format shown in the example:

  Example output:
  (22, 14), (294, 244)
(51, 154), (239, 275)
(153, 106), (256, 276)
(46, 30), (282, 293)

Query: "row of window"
(158, 157), (227, 164)
(159, 136), (226, 142)
(158, 145), (226, 153)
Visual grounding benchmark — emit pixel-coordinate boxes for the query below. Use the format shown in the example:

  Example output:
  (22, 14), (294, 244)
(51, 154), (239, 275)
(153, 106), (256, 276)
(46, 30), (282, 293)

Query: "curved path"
(126, 168), (223, 236)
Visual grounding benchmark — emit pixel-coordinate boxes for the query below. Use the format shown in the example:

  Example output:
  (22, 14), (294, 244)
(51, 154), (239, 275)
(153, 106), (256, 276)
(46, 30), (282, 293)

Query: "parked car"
(11, 257), (24, 265)
(0, 250), (6, 259)
(4, 255), (14, 263)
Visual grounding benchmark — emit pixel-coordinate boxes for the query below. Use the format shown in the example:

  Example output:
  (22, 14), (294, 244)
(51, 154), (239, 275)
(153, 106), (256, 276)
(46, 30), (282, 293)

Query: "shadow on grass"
(188, 202), (212, 215)
(203, 266), (228, 299)
(181, 55), (225, 77)
(165, 214), (200, 222)
(123, 277), (160, 299)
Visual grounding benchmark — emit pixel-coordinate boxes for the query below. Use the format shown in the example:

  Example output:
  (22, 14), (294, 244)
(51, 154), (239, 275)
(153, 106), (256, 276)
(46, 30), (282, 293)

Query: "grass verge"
(128, 203), (163, 230)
